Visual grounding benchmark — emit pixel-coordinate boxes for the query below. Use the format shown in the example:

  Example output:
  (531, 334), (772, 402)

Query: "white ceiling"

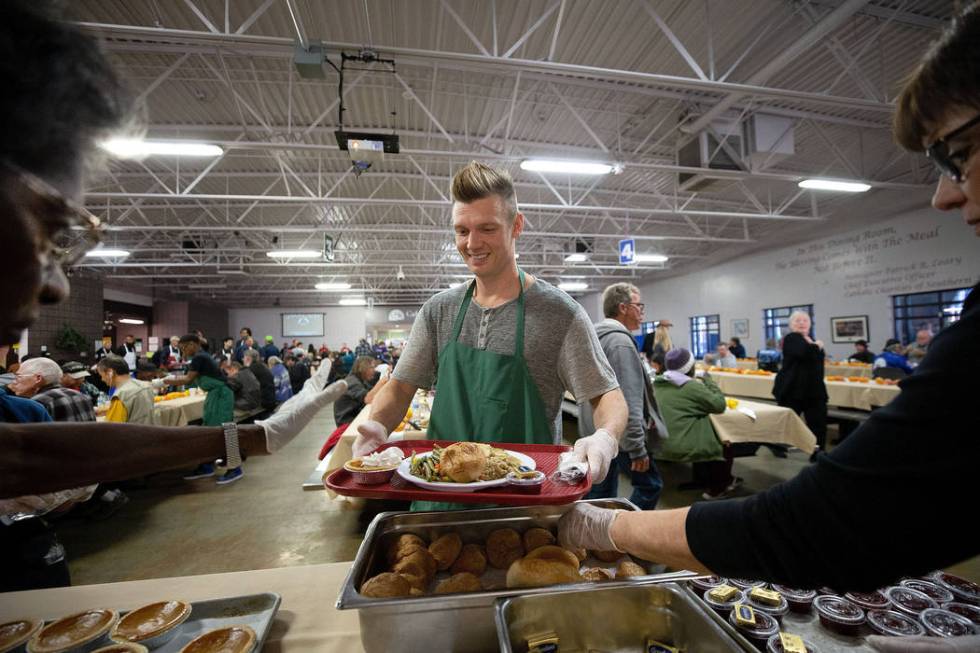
(71, 0), (951, 306)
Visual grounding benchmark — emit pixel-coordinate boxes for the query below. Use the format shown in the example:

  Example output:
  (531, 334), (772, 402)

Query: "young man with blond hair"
(354, 162), (627, 508)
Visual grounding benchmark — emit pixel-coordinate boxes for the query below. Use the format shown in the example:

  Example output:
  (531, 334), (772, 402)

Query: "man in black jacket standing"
(243, 348), (276, 412)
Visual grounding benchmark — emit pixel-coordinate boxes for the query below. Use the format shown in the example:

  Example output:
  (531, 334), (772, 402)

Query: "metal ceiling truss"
(70, 0), (943, 306)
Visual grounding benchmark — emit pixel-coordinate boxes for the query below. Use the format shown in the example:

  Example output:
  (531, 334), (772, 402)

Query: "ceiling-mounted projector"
(335, 131), (399, 173)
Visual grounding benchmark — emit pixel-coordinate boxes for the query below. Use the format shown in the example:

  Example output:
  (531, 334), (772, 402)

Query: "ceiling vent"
(677, 114), (743, 192)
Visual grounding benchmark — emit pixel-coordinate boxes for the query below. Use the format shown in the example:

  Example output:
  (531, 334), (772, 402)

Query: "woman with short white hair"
(772, 311), (827, 460)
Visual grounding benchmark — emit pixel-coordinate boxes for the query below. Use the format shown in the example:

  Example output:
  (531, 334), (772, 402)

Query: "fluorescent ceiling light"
(315, 282), (352, 291)
(339, 297), (367, 306)
(84, 248), (130, 258)
(266, 249), (321, 259)
(188, 283), (227, 289)
(100, 138), (223, 158)
(521, 159), (616, 175)
(635, 253), (670, 263)
(118, 318), (144, 325)
(558, 282), (589, 291)
(564, 253), (589, 263)
(798, 178), (871, 193)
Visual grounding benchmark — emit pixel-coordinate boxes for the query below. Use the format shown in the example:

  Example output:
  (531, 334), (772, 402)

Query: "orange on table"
(847, 376), (870, 383)
(393, 406), (414, 432)
(825, 375), (845, 382)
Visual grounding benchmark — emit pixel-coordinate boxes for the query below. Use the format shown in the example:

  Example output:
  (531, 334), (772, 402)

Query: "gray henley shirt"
(393, 277), (619, 441)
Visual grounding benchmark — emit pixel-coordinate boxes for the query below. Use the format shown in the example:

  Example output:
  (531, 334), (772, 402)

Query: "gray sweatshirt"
(578, 318), (667, 459)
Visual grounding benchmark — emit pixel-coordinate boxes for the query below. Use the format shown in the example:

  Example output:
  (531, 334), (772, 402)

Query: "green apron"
(412, 269), (552, 511)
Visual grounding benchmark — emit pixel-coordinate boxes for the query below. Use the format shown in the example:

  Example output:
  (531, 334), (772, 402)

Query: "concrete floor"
(55, 409), (979, 586)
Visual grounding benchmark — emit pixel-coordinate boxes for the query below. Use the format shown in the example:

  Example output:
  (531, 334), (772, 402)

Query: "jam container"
(728, 606), (779, 650)
(745, 588), (790, 623)
(505, 470), (545, 494)
(918, 608), (977, 638)
(812, 595), (865, 636)
(816, 587), (837, 596)
(933, 572), (980, 605)
(730, 578), (767, 591)
(765, 633), (818, 653)
(843, 591), (890, 611)
(770, 585), (816, 613)
(703, 586), (746, 617)
(884, 586), (938, 616)
(866, 609), (926, 637)
(900, 579), (955, 605)
(688, 575), (727, 598)
(943, 602), (980, 627)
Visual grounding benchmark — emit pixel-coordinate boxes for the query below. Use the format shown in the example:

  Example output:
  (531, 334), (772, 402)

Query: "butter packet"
(733, 603), (757, 626)
(750, 586), (782, 606)
(778, 632), (806, 653)
(707, 584), (740, 602)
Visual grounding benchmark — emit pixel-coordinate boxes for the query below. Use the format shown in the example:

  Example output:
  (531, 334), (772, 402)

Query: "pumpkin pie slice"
(0, 619), (43, 653)
(179, 626), (256, 653)
(27, 610), (118, 653)
(111, 600), (191, 646)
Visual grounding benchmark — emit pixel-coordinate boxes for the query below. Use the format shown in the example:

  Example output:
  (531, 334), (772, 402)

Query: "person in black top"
(243, 348), (276, 411)
(772, 311), (827, 459)
(847, 339), (875, 364)
(285, 354), (310, 395)
(728, 337), (747, 359)
(557, 11), (980, 645)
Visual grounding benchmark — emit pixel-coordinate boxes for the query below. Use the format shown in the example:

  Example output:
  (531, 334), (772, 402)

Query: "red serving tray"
(324, 440), (592, 506)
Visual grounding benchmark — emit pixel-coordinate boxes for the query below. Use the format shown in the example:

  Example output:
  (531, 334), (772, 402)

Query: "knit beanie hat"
(665, 348), (694, 374)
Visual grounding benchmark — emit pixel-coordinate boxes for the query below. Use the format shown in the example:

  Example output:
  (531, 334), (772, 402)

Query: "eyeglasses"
(926, 112), (980, 183)
(2, 161), (103, 267)
(625, 302), (645, 313)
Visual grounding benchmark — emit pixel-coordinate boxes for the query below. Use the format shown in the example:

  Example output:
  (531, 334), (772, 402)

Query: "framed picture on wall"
(830, 315), (869, 343)
(730, 318), (749, 339)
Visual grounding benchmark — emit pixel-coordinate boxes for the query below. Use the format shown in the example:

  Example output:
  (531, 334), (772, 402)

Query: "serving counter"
(0, 562), (364, 652)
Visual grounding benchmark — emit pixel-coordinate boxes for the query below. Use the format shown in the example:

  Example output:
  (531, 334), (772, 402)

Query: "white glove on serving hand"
(868, 635), (980, 652)
(353, 419), (389, 458)
(301, 358), (334, 395)
(557, 503), (623, 552)
(161, 375), (177, 385)
(257, 379), (347, 452)
(572, 428), (618, 483)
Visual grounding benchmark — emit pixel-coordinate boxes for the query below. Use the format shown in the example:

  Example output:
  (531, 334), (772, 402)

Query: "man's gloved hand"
(161, 375), (177, 385)
(868, 635), (980, 652)
(353, 420), (389, 458)
(151, 378), (166, 389)
(572, 428), (618, 483)
(257, 380), (347, 453)
(557, 503), (623, 552)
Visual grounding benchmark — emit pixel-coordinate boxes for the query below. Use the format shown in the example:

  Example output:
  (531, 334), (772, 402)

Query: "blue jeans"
(585, 451), (663, 510)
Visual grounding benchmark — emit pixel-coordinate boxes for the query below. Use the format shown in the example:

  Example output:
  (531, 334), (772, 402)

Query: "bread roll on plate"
(506, 557), (582, 588)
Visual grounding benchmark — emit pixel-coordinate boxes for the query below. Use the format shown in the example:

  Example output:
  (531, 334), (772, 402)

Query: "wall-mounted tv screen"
(281, 313), (324, 337)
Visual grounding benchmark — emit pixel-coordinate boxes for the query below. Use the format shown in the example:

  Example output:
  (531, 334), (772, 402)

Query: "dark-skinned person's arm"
(1, 368), (348, 499)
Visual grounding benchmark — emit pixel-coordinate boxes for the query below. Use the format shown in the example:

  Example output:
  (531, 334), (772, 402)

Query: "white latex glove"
(161, 375), (177, 385)
(353, 419), (389, 458)
(257, 379), (347, 452)
(150, 378), (166, 389)
(557, 503), (623, 552)
(868, 635), (980, 652)
(572, 428), (618, 483)
(301, 357), (334, 395)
